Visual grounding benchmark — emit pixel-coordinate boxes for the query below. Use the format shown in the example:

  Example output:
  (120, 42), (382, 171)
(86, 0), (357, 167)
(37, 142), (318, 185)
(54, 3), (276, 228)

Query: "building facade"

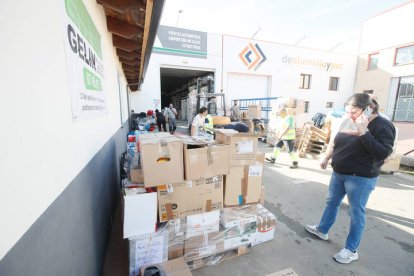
(354, 2), (414, 121)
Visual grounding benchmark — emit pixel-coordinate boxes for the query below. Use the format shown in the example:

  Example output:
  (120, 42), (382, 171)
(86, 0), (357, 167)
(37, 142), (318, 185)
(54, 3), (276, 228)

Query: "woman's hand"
(355, 114), (369, 136)
(320, 157), (329, 170)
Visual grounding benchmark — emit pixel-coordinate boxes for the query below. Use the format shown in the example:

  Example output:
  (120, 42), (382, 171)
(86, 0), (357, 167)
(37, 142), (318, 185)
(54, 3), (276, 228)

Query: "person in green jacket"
(266, 107), (299, 168)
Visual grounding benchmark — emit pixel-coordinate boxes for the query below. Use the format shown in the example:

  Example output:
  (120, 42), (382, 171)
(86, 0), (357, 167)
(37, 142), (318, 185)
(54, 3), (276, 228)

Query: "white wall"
(0, 0), (127, 259)
(223, 35), (357, 116)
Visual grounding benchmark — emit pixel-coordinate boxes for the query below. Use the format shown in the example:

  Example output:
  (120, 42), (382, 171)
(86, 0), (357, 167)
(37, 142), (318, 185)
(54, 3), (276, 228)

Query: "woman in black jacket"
(305, 93), (395, 264)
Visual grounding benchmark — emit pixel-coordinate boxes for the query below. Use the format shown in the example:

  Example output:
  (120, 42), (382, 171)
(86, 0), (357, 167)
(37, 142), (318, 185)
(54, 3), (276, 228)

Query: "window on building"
(363, 90), (374, 94)
(367, 53), (379, 70)
(304, 101), (310, 113)
(395, 44), (414, 65)
(326, 102), (333, 108)
(329, 77), (339, 91)
(299, 74), (311, 89)
(398, 76), (414, 98)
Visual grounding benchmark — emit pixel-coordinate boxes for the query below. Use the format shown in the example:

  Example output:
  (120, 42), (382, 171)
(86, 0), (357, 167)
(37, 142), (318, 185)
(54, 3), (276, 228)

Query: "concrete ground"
(194, 143), (414, 276)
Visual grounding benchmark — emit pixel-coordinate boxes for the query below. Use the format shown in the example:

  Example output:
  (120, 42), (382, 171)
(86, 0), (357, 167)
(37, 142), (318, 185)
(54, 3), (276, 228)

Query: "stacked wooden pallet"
(297, 123), (329, 158)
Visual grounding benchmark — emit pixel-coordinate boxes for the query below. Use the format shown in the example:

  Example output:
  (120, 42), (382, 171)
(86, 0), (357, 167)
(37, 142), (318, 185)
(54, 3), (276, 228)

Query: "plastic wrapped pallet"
(128, 224), (169, 276)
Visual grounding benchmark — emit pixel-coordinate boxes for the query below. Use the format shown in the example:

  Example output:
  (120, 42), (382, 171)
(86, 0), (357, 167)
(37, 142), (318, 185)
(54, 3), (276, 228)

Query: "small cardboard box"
(123, 191), (157, 239)
(215, 129), (258, 166)
(158, 176), (224, 222)
(184, 232), (223, 261)
(140, 257), (192, 276)
(252, 204), (276, 246)
(140, 135), (184, 187)
(181, 136), (230, 180)
(186, 210), (220, 238)
(247, 104), (262, 119)
(223, 166), (245, 207)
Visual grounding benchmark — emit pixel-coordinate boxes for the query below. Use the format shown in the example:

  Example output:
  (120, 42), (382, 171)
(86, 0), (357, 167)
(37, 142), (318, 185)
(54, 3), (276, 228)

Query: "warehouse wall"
(0, 0), (129, 274)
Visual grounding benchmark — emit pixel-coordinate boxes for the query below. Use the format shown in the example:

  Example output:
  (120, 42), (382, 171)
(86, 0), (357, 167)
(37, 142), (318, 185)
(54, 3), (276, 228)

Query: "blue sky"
(160, 0), (409, 54)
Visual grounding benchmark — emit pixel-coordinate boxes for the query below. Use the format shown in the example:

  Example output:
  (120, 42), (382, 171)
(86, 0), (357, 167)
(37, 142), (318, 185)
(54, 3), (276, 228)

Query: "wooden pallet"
(297, 123), (328, 157)
(186, 245), (250, 270)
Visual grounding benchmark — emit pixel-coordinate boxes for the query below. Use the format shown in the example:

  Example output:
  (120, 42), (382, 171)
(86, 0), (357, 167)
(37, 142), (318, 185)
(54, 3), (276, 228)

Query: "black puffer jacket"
(331, 116), (396, 178)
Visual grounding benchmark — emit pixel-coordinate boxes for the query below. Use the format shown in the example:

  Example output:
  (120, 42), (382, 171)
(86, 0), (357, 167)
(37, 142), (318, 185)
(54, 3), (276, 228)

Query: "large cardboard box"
(158, 176), (224, 222)
(130, 168), (144, 183)
(140, 257), (192, 276)
(123, 190), (157, 239)
(129, 226), (168, 276)
(223, 163), (263, 207)
(215, 129), (258, 166)
(140, 135), (184, 187)
(181, 136), (230, 180)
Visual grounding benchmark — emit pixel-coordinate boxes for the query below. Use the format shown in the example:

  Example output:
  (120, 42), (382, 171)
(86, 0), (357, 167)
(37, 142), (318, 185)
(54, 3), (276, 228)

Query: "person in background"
(305, 93), (395, 264)
(265, 107), (299, 169)
(229, 100), (241, 122)
(155, 109), (167, 132)
(191, 107), (208, 136)
(207, 97), (217, 115)
(166, 103), (178, 134)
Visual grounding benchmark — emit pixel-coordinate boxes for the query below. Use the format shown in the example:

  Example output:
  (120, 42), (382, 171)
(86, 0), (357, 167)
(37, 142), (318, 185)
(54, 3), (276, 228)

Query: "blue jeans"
(317, 172), (377, 252)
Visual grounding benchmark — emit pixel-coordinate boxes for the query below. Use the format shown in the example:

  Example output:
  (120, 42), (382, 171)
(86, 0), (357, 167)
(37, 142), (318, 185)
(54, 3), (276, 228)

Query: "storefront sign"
(153, 26), (207, 59)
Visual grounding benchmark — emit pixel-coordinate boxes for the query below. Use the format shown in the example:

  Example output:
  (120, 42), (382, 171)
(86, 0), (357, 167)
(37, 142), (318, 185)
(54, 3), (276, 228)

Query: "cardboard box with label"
(123, 190), (157, 239)
(215, 129), (258, 166)
(140, 257), (192, 276)
(140, 135), (184, 187)
(129, 225), (168, 276)
(158, 176), (224, 222)
(181, 135), (230, 180)
(223, 162), (263, 207)
(252, 204), (276, 246)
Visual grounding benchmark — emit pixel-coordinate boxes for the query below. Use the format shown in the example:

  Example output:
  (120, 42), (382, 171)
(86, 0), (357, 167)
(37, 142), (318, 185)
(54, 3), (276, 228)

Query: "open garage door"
(160, 67), (214, 121)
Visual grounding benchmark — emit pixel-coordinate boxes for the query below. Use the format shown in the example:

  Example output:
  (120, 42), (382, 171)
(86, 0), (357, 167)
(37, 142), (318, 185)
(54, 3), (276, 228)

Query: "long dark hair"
(345, 93), (372, 109)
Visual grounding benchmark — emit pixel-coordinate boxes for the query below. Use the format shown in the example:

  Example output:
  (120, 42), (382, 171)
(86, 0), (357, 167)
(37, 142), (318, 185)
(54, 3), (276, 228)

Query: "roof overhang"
(97, 0), (164, 91)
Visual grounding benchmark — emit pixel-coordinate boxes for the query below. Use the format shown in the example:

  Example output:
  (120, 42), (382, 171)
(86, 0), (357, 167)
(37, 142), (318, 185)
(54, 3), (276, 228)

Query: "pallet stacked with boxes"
(122, 130), (277, 276)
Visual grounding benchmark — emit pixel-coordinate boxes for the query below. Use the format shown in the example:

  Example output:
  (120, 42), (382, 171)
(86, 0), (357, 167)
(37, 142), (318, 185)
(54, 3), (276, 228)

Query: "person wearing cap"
(305, 93), (395, 264)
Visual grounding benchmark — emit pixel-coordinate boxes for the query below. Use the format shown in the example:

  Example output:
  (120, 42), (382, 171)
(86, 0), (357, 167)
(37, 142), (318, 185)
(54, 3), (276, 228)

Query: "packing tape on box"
(205, 199), (212, 212)
(207, 146), (213, 165)
(165, 203), (174, 220)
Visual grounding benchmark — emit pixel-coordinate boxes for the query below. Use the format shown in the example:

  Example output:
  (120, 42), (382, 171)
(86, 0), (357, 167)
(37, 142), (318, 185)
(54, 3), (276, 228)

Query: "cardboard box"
(266, 267), (298, 276)
(123, 191), (157, 239)
(140, 257), (192, 276)
(223, 163), (263, 207)
(130, 168), (144, 183)
(140, 135), (184, 187)
(223, 166), (244, 207)
(381, 154), (402, 173)
(186, 210), (220, 238)
(129, 226), (168, 276)
(167, 218), (186, 260)
(181, 136), (230, 180)
(215, 129), (258, 166)
(184, 232), (223, 261)
(247, 104), (262, 119)
(252, 204), (276, 246)
(184, 211), (222, 261)
(158, 176), (224, 222)
(243, 163), (263, 204)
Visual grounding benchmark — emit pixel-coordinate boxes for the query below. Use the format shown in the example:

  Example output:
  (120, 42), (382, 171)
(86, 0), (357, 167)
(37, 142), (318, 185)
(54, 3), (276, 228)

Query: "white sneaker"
(304, 225), (329, 240)
(333, 248), (359, 264)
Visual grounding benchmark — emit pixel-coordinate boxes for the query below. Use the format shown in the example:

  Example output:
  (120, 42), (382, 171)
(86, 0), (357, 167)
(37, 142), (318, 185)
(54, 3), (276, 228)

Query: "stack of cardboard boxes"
(122, 130), (276, 275)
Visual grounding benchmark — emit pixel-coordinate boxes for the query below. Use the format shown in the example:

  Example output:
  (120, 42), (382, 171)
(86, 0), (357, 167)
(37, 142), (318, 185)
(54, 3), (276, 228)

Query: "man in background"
(230, 100), (241, 122)
(166, 103), (178, 134)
